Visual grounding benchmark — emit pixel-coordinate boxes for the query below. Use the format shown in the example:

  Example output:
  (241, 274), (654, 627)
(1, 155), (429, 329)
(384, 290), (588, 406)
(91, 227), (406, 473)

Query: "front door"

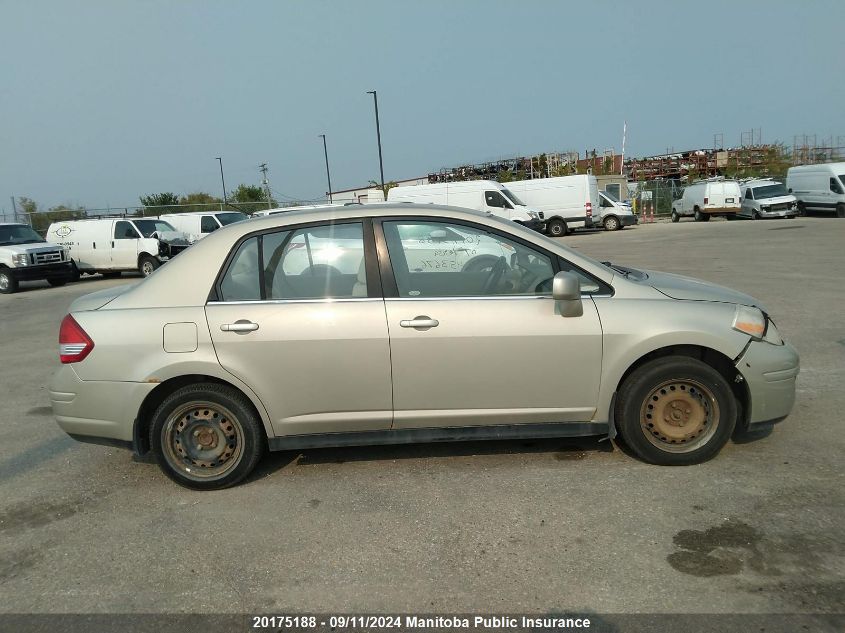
(206, 221), (393, 437)
(378, 218), (603, 430)
(111, 220), (140, 270)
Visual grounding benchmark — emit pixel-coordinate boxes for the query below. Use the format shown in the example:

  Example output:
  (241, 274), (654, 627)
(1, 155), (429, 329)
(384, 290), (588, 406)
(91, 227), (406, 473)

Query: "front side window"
(831, 178), (844, 194)
(745, 189), (753, 200)
(600, 195), (613, 208)
(383, 220), (554, 298)
(114, 221), (138, 239)
(484, 190), (513, 209)
(201, 216), (219, 233)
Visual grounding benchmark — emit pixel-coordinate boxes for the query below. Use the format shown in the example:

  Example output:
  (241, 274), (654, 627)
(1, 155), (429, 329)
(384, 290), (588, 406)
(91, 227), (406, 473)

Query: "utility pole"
(10, 196), (18, 223)
(259, 163), (272, 210)
(215, 157), (228, 211)
(366, 90), (386, 197)
(318, 134), (333, 203)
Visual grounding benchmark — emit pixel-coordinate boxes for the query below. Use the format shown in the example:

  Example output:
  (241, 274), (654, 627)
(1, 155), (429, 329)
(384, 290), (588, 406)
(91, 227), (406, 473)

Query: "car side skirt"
(268, 422), (608, 452)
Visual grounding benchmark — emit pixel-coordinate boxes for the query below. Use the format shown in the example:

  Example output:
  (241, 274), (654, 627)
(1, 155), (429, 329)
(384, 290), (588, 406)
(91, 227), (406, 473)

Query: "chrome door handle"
(399, 317), (439, 329)
(220, 321), (259, 333)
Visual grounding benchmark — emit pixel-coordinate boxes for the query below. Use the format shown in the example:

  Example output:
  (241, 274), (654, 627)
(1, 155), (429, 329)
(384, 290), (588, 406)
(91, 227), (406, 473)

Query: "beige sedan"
(51, 205), (799, 489)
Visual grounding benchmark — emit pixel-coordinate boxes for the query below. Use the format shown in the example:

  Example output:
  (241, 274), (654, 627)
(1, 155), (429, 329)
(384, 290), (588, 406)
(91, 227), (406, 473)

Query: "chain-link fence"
(628, 180), (685, 217)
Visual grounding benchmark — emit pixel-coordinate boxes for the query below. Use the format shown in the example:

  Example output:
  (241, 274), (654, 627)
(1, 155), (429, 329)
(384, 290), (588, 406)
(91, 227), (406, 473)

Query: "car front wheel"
(603, 216), (620, 231)
(150, 383), (266, 490)
(615, 357), (736, 465)
(546, 219), (567, 237)
(0, 268), (18, 294)
(671, 211), (680, 223)
(139, 255), (160, 277)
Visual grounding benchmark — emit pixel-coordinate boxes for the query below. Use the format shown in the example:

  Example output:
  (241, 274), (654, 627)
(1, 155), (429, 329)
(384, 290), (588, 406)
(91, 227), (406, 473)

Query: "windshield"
(602, 190), (620, 203)
(752, 183), (788, 199)
(133, 219), (176, 238)
(501, 188), (526, 207)
(215, 212), (247, 226)
(0, 224), (45, 246)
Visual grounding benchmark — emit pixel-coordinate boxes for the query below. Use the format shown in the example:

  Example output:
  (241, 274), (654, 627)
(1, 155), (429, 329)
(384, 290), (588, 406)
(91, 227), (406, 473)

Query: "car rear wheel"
(797, 202), (806, 217)
(139, 255), (159, 277)
(694, 208), (710, 222)
(615, 357), (736, 465)
(546, 219), (567, 237)
(603, 216), (620, 231)
(0, 268), (18, 294)
(671, 211), (680, 223)
(150, 383), (266, 490)
(837, 204), (845, 218)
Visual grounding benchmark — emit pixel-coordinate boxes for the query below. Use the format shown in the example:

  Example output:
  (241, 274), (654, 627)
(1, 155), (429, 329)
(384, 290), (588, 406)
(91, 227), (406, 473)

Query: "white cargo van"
(786, 162), (845, 218)
(503, 175), (598, 236)
(671, 179), (741, 222)
(0, 223), (73, 294)
(158, 211), (247, 242)
(386, 180), (543, 231)
(738, 179), (797, 219)
(46, 217), (190, 277)
(597, 191), (638, 231)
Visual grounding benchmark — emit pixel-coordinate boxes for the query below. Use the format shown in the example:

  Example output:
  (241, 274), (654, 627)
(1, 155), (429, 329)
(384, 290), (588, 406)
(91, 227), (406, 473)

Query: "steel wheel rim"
(640, 378), (720, 453)
(142, 261), (154, 276)
(550, 223), (563, 236)
(162, 401), (245, 481)
(606, 218), (618, 230)
(0, 273), (8, 290)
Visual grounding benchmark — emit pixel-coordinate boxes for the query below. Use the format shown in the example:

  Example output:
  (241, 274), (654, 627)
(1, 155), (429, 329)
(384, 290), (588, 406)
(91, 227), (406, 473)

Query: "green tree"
(229, 183), (276, 214)
(139, 192), (180, 216)
(17, 197), (39, 215)
(176, 192), (224, 214)
(29, 203), (86, 233)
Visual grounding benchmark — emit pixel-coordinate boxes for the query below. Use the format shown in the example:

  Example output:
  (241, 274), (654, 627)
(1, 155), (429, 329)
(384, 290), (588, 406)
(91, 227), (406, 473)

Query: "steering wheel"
(481, 256), (508, 294)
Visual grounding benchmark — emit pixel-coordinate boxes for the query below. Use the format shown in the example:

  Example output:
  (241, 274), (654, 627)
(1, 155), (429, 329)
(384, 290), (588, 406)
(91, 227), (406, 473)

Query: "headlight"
(528, 211), (539, 219)
(12, 254), (28, 266)
(732, 305), (765, 339)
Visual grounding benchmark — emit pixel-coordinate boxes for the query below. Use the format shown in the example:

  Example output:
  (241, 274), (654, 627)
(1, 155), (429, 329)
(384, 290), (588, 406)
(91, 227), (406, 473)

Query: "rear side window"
(201, 216), (219, 233)
(219, 238), (260, 301)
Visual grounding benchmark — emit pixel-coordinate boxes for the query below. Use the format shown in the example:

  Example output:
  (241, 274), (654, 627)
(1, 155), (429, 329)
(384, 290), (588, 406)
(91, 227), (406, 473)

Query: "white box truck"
(0, 223), (73, 294)
(671, 179), (741, 222)
(786, 162), (845, 218)
(503, 175), (598, 237)
(386, 180), (544, 231)
(46, 217), (190, 277)
(158, 211), (248, 242)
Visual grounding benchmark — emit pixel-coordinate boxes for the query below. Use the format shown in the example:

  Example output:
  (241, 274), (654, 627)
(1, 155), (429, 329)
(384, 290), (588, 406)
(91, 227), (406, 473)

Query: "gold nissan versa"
(50, 204), (799, 489)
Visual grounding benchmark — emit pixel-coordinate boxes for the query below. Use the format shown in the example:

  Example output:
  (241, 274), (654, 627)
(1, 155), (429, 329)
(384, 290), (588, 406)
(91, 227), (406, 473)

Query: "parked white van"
(386, 180), (543, 231)
(786, 162), (845, 218)
(158, 211), (247, 242)
(0, 223), (73, 294)
(597, 191), (638, 231)
(503, 175), (598, 237)
(738, 179), (797, 220)
(46, 217), (191, 277)
(671, 179), (741, 222)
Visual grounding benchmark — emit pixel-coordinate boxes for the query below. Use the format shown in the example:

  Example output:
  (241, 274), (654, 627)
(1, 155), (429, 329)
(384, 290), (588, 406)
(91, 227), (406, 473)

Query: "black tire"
(752, 211), (760, 220)
(150, 382), (266, 490)
(100, 271), (122, 279)
(48, 278), (68, 287)
(615, 356), (736, 466)
(837, 204), (845, 219)
(139, 255), (159, 277)
(70, 261), (81, 282)
(603, 216), (620, 231)
(671, 210), (680, 223)
(797, 201), (806, 217)
(0, 268), (18, 294)
(546, 218), (567, 237)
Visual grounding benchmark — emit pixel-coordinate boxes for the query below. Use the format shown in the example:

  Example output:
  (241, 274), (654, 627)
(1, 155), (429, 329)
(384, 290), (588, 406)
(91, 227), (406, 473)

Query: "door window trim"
(208, 217), (383, 304)
(373, 216), (613, 300)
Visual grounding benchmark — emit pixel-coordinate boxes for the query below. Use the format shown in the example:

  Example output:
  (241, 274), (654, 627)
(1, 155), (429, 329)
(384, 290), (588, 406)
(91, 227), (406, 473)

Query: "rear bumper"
(49, 365), (155, 445)
(8, 262), (73, 282)
(735, 340), (799, 426)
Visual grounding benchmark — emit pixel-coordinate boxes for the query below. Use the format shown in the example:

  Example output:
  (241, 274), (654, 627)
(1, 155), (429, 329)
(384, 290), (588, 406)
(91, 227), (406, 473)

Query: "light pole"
(318, 134), (333, 203)
(366, 90), (385, 198)
(215, 157), (228, 210)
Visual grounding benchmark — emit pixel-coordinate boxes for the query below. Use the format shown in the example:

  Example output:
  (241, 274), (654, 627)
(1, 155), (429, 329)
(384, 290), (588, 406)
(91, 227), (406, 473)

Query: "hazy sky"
(1, 0), (842, 212)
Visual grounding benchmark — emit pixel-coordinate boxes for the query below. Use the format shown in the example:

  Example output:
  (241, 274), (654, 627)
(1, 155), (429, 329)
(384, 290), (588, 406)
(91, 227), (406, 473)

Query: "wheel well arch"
(615, 344), (749, 429)
(137, 252), (157, 265)
(603, 214), (618, 222)
(133, 374), (264, 455)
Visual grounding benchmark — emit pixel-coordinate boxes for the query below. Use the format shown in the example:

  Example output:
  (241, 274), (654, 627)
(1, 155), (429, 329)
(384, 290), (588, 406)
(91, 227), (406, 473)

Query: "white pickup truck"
(0, 223), (73, 294)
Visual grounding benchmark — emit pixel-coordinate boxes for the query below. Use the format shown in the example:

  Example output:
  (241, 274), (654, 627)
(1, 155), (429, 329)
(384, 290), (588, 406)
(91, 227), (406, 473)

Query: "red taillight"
(586, 201), (593, 217)
(704, 197), (709, 204)
(59, 314), (94, 364)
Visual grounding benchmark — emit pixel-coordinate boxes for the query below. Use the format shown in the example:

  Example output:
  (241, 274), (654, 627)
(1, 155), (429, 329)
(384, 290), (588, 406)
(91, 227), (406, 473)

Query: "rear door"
(206, 219), (393, 437)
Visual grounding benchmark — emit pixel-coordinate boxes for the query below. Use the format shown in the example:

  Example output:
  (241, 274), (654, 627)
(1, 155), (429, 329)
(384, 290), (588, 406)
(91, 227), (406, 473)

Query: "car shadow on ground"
(248, 435), (616, 481)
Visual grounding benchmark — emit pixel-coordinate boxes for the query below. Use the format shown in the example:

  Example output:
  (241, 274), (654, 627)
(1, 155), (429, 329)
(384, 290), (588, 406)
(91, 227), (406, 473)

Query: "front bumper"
(619, 214), (638, 226)
(735, 340), (799, 426)
(759, 209), (794, 218)
(50, 364), (156, 446)
(8, 262), (73, 282)
(517, 218), (545, 232)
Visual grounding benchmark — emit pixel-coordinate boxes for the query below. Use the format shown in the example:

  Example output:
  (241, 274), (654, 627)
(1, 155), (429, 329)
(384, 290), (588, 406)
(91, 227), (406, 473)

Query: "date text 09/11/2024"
(251, 615), (593, 629)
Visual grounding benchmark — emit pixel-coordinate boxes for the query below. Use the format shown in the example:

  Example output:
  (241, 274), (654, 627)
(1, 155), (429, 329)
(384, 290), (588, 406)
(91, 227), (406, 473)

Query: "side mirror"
(552, 271), (583, 317)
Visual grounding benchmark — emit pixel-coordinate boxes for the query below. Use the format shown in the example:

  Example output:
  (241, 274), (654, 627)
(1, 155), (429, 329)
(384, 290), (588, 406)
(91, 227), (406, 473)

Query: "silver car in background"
(50, 204), (799, 489)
